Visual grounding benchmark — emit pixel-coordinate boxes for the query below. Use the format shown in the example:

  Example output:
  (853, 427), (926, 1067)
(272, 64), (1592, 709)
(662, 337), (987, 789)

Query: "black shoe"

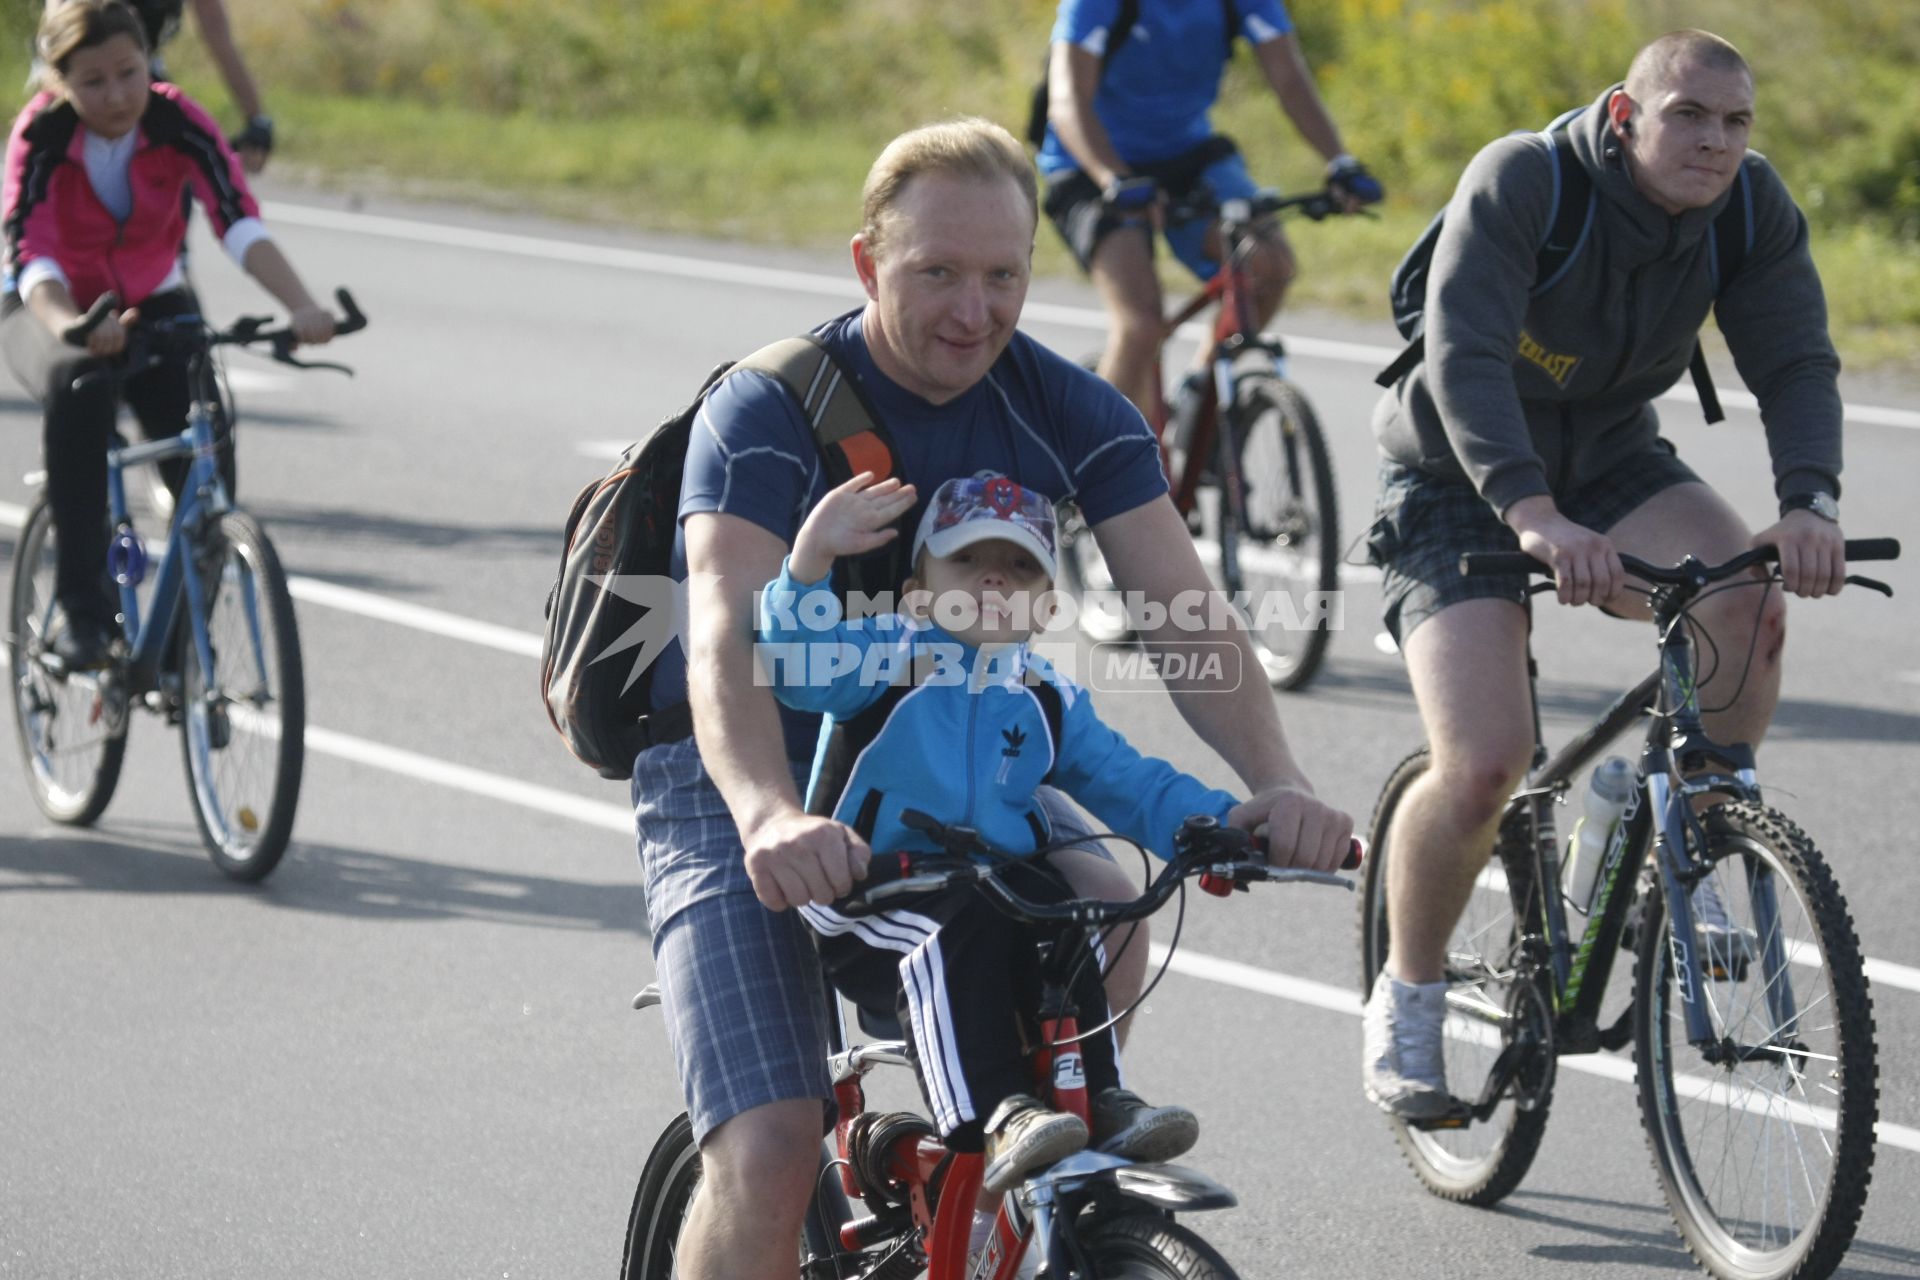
(49, 613), (118, 672)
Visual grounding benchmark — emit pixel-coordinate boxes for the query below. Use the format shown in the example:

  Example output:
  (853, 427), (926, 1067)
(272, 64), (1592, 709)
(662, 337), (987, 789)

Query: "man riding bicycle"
(637, 118), (1353, 1280)
(1359, 29), (1846, 1120)
(1035, 0), (1380, 418)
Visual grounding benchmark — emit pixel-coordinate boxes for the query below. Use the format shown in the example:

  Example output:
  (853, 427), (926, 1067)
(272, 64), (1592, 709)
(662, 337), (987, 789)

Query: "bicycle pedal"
(1407, 1101), (1474, 1131)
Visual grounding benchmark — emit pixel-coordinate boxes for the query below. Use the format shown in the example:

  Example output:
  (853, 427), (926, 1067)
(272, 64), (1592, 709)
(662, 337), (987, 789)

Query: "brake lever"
(267, 332), (356, 375)
(1846, 574), (1892, 597)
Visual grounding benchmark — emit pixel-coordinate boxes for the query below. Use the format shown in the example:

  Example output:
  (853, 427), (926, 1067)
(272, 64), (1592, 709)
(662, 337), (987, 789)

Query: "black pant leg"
(2, 294), (118, 621)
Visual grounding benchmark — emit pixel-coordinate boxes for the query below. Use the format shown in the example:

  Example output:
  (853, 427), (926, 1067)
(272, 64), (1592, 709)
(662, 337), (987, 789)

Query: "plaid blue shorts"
(1365, 442), (1701, 644)
(634, 738), (1110, 1142)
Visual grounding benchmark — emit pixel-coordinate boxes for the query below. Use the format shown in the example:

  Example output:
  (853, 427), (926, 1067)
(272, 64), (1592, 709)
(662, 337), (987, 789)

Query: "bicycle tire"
(621, 1114), (854, 1280)
(1219, 375), (1338, 692)
(622, 1114), (703, 1280)
(1359, 748), (1554, 1205)
(1057, 502), (1136, 646)
(1633, 802), (1877, 1280)
(6, 497), (128, 826)
(1080, 1212), (1241, 1279)
(178, 510), (304, 880)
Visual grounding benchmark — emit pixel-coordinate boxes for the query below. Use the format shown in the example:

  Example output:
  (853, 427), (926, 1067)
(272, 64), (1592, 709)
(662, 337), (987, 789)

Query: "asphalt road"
(3, 185), (1917, 1279)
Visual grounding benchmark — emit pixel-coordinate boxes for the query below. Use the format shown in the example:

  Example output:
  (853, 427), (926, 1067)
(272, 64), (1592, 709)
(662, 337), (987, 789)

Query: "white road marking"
(268, 200), (1920, 433)
(286, 577), (544, 658)
(1156, 944), (1920, 1154)
(2, 497), (1916, 996)
(3, 618), (1916, 1158)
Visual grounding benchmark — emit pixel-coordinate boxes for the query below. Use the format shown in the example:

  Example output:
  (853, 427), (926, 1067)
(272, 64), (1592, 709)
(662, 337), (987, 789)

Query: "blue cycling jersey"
(1035, 0), (1294, 177)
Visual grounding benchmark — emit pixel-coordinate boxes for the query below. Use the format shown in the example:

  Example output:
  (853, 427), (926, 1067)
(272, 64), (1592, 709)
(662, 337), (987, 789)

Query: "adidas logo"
(1001, 725), (1026, 758)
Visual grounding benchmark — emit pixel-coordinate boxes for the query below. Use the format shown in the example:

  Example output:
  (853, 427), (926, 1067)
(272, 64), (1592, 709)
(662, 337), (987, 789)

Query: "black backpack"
(1374, 107), (1754, 423)
(1024, 0), (1239, 148)
(540, 335), (907, 780)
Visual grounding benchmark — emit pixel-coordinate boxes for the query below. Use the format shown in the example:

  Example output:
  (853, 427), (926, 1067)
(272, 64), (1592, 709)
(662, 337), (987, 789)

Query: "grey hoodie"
(1372, 86), (1842, 515)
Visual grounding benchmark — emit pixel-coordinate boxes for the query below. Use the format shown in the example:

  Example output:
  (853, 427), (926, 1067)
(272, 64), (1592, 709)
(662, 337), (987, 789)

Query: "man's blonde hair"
(861, 118), (1038, 257)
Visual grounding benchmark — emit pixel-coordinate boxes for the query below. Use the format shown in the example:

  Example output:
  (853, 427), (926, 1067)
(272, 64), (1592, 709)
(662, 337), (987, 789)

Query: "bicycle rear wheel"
(621, 1115), (852, 1280)
(623, 1114), (703, 1280)
(1081, 1213), (1240, 1278)
(1220, 374), (1338, 691)
(1359, 749), (1554, 1205)
(1633, 802), (1877, 1280)
(178, 511), (303, 880)
(1056, 503), (1135, 645)
(7, 497), (127, 825)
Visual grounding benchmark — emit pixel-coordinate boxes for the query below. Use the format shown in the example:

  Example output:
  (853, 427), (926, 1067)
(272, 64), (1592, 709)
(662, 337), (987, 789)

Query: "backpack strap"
(732, 335), (913, 600)
(1687, 164), (1755, 425)
(1375, 114), (1597, 390)
(1534, 118), (1597, 295)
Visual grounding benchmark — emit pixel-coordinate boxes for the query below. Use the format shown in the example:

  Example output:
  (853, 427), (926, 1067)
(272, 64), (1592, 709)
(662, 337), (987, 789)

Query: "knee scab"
(1761, 604), (1787, 666)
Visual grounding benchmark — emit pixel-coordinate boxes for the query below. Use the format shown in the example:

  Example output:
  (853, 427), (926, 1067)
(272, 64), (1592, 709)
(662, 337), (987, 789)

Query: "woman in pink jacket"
(1, 0), (332, 670)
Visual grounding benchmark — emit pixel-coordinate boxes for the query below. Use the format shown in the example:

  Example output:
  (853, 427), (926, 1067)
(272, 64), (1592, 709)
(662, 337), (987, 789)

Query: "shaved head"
(1625, 30), (1751, 100)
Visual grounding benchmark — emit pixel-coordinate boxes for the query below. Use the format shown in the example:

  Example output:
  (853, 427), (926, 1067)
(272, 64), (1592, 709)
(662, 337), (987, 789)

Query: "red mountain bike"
(1059, 188), (1348, 691)
(623, 814), (1359, 1279)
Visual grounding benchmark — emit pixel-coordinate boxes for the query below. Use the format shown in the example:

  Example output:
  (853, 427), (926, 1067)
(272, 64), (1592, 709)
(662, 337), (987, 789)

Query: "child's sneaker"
(982, 1095), (1089, 1192)
(1090, 1087), (1199, 1162)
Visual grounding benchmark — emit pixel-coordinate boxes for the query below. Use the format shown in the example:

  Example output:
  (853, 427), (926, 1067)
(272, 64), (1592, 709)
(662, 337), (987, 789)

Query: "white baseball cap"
(911, 475), (1058, 580)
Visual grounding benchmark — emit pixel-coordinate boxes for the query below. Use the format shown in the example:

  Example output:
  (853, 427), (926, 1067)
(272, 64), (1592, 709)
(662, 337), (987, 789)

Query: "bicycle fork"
(1646, 770), (1802, 1063)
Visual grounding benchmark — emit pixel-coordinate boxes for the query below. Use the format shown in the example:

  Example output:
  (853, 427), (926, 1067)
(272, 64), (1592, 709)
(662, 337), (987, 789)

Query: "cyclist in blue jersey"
(1038, 0), (1380, 416)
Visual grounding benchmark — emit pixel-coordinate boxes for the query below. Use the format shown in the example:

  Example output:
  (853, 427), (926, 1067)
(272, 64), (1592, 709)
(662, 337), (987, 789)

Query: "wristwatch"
(1779, 491), (1840, 522)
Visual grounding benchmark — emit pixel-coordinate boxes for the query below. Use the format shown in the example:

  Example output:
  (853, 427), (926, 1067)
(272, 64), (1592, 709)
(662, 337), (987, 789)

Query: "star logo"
(585, 573), (688, 694)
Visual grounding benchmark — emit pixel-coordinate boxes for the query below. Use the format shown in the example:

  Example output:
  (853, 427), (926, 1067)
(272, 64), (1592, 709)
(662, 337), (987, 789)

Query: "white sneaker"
(1361, 970), (1453, 1120)
(1692, 875), (1756, 980)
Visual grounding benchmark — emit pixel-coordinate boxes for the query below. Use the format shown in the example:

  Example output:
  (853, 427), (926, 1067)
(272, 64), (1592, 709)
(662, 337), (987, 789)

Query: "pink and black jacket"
(3, 82), (267, 309)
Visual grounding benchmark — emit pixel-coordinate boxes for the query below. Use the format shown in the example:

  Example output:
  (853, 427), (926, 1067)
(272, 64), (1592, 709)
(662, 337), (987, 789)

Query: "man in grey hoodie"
(1359, 29), (1847, 1118)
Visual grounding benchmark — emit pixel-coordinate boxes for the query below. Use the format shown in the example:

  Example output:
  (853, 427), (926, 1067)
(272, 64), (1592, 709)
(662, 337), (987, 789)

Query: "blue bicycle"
(6, 290), (365, 880)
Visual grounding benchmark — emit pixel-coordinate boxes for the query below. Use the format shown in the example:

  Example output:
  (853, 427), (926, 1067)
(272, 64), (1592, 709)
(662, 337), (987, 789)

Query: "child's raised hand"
(790, 472), (918, 583)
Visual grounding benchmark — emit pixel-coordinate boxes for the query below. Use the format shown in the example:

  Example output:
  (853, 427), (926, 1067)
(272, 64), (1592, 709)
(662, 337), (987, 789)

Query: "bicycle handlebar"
(1461, 538), (1900, 585)
(1160, 186), (1348, 228)
(64, 288), (368, 389)
(836, 812), (1359, 922)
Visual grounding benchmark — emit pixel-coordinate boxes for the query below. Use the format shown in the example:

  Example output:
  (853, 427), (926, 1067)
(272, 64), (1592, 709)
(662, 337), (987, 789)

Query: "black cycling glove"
(229, 115), (274, 157)
(1326, 155), (1384, 206)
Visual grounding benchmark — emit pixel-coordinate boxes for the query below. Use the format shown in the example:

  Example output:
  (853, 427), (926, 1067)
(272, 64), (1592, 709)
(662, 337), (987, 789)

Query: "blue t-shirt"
(650, 308), (1165, 761)
(1035, 0), (1293, 177)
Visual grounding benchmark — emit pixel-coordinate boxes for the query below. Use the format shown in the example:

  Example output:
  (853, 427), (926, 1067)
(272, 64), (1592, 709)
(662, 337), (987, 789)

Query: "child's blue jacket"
(759, 560), (1239, 861)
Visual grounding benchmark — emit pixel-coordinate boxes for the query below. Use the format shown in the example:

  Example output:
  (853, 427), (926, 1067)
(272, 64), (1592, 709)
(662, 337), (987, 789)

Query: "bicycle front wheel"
(1359, 749), (1554, 1205)
(1633, 802), (1877, 1280)
(1080, 1213), (1241, 1279)
(7, 497), (127, 825)
(1221, 374), (1338, 691)
(178, 511), (304, 880)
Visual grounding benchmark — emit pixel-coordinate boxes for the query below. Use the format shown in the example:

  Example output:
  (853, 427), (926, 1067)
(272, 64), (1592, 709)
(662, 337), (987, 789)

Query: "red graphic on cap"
(983, 476), (1021, 517)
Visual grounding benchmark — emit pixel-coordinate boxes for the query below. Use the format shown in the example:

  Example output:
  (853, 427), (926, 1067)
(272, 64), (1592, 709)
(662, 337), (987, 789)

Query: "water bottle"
(1563, 756), (1634, 914)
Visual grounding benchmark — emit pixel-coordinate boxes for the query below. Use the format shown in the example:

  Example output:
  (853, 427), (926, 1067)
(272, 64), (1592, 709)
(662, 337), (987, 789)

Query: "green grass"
(253, 88), (1920, 377)
(2, 0), (1912, 374)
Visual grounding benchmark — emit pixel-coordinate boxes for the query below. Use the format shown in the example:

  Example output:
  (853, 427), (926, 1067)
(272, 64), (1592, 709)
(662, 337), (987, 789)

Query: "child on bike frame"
(760, 472), (1244, 1193)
